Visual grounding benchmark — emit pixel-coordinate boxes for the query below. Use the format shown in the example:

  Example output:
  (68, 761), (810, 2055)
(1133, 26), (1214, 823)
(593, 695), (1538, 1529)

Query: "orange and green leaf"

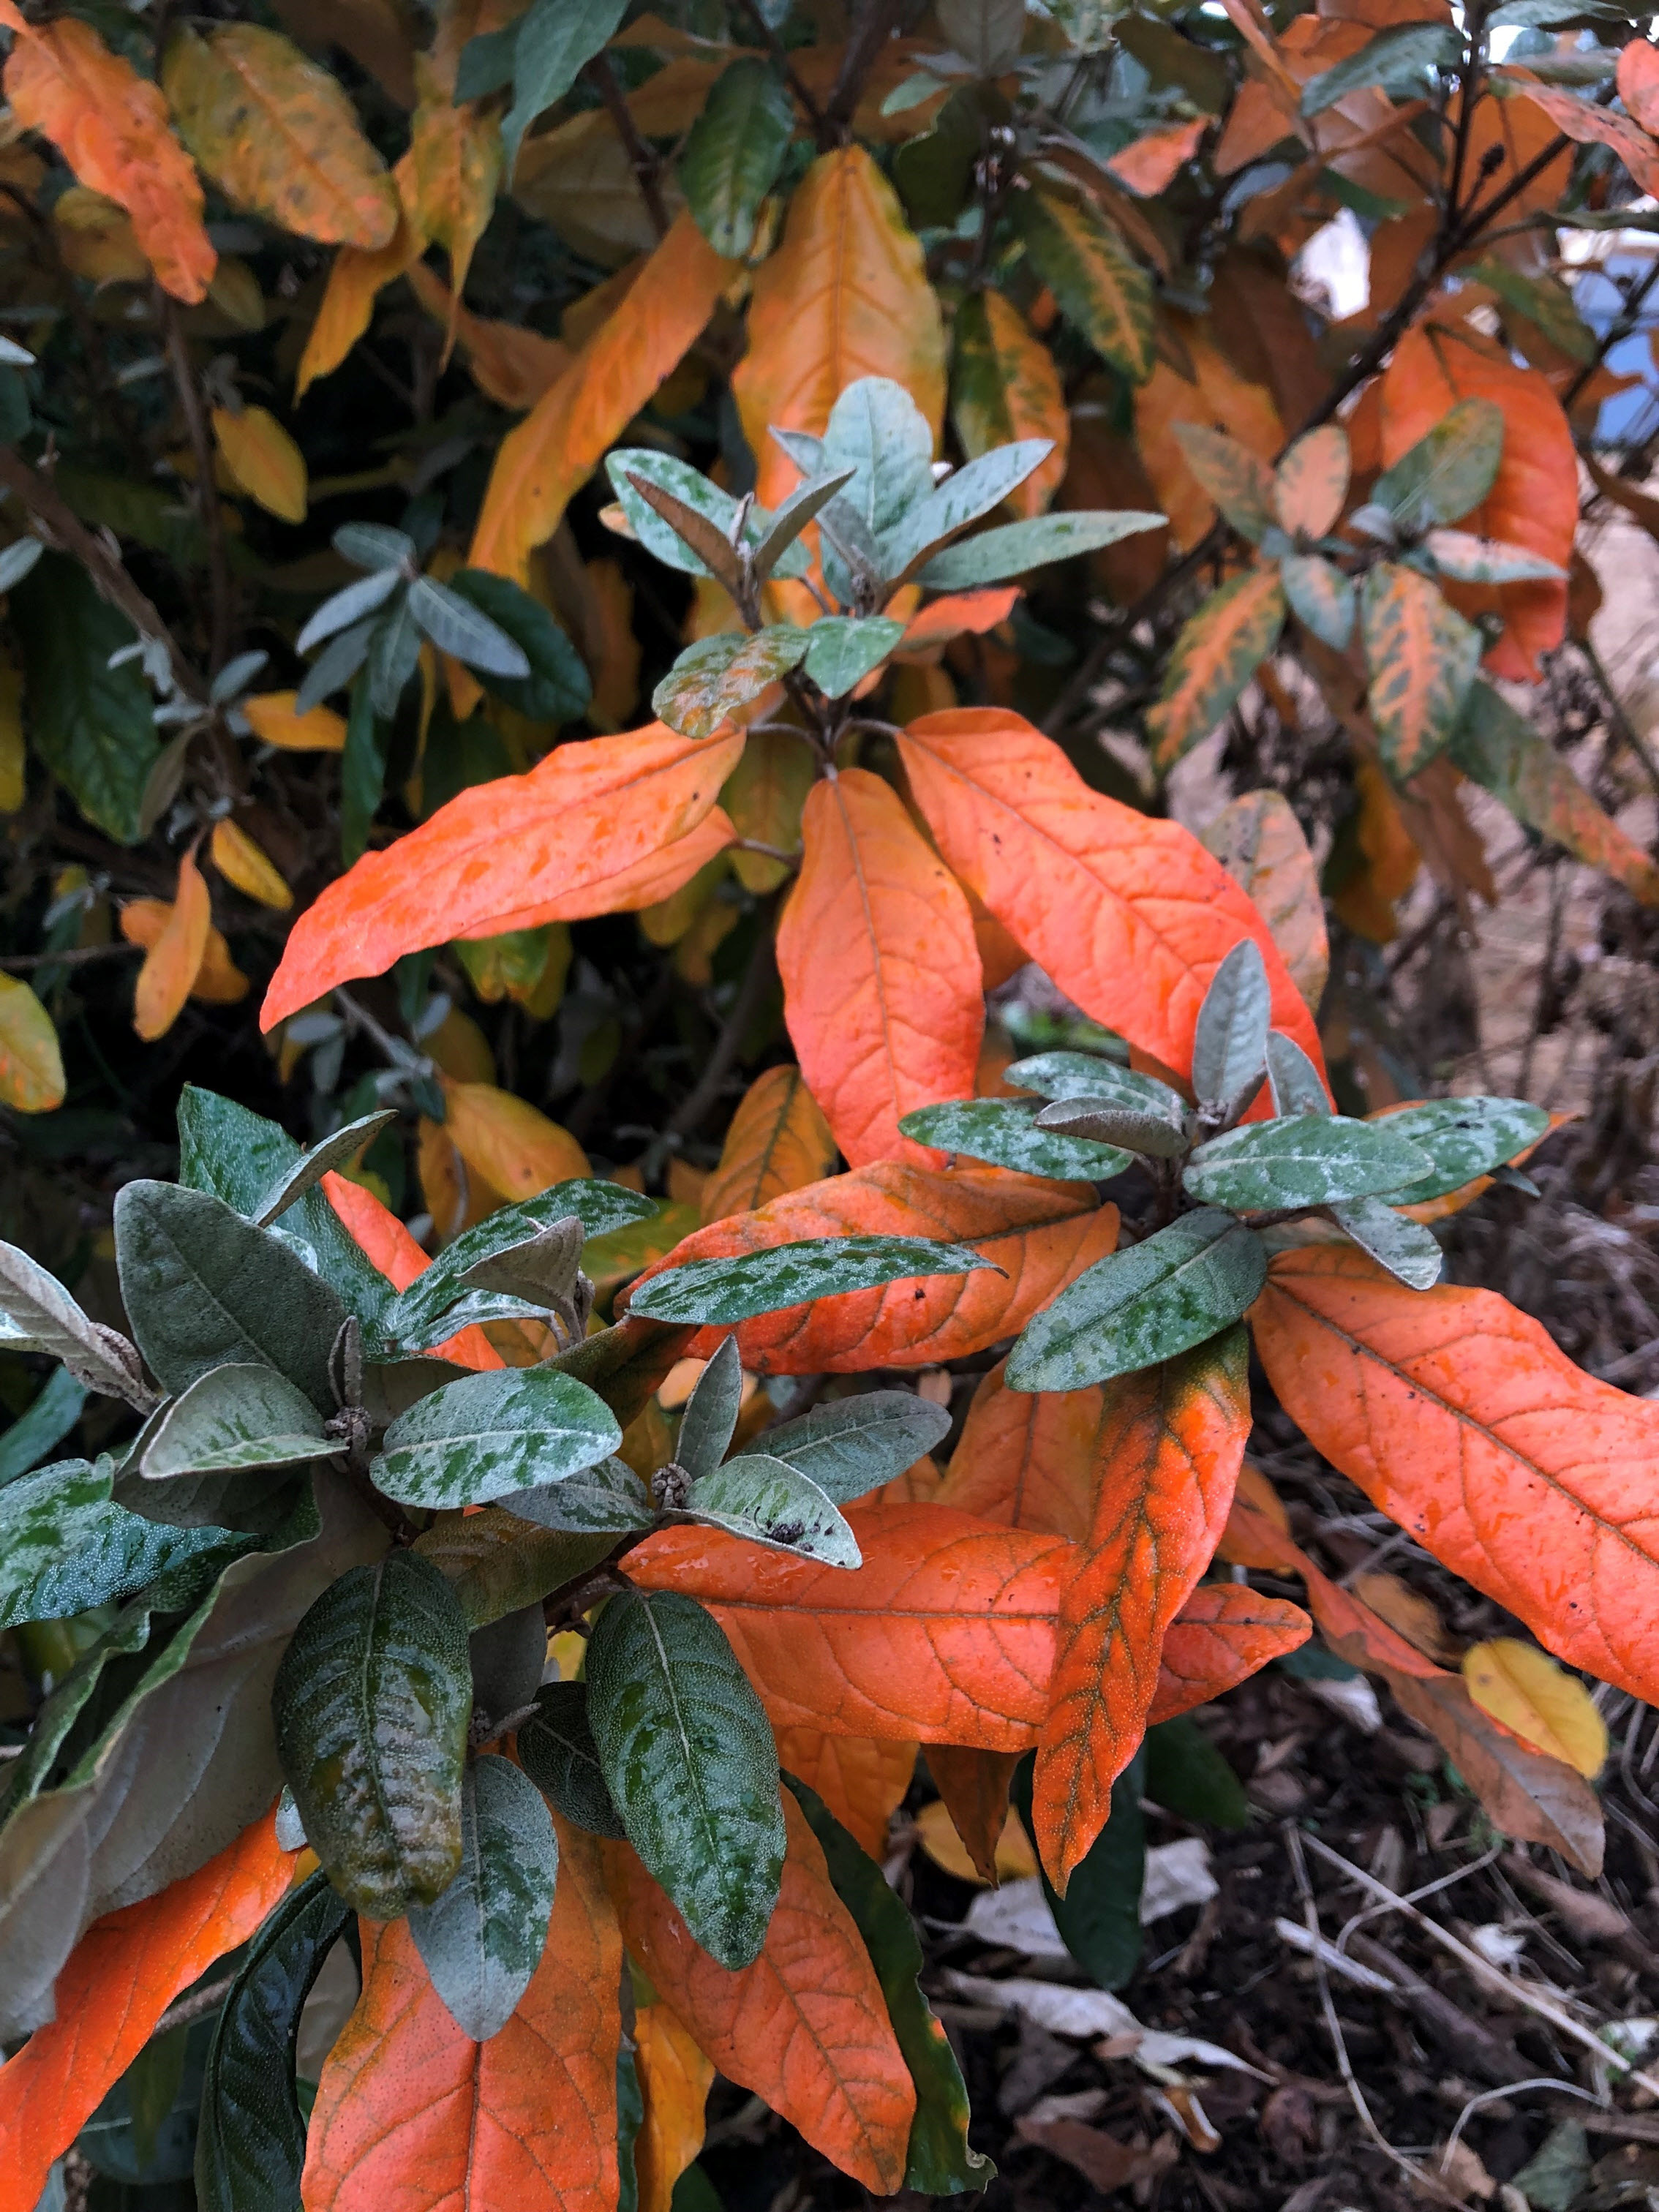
(935, 1358), (1107, 1541)
(1273, 424), (1350, 539)
(950, 289), (1069, 518)
(1146, 567), (1286, 771)
(321, 1169), (503, 1372)
(1199, 789), (1328, 1013)
(1360, 563), (1482, 780)
(0, 975), (64, 1113)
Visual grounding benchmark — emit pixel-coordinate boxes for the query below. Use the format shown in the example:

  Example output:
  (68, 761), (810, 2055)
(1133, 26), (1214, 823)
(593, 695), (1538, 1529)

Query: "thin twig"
(1441, 2079), (1603, 2177)
(821, 0), (904, 144)
(737, 0), (824, 129)
(0, 941), (143, 972)
(159, 291), (233, 677)
(151, 1972), (237, 2039)
(588, 53), (671, 238)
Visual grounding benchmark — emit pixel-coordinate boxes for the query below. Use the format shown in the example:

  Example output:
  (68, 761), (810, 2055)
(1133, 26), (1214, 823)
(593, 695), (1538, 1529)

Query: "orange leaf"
(1618, 37), (1659, 132)
(951, 289), (1068, 518)
(405, 260), (570, 409)
(1253, 1242), (1659, 1707)
(773, 1730), (917, 1858)
(632, 1502), (1072, 1749)
(484, 808), (739, 935)
(440, 1079), (588, 1200)
(1494, 65), (1659, 195)
(132, 846), (211, 1041)
(320, 1169), (503, 1372)
(1148, 1583), (1312, 1725)
(924, 1746), (1020, 1884)
(213, 403), (307, 524)
(470, 210), (733, 583)
(294, 154), (424, 399)
(302, 1819), (620, 2212)
(1380, 324), (1575, 680)
(900, 587), (1022, 653)
(1034, 1333), (1252, 1888)
(699, 1064), (838, 1226)
(1274, 424), (1350, 539)
(261, 726), (742, 1027)
(778, 769), (984, 1167)
(0, 1813), (294, 2210)
(242, 689), (349, 750)
(1106, 116), (1208, 196)
(633, 2003), (715, 2212)
(897, 709), (1328, 1094)
(408, 77), (502, 341)
(120, 896), (247, 1007)
(1199, 789), (1328, 1012)
(935, 1357), (1107, 1541)
(4, 10), (214, 302)
(1146, 567), (1287, 772)
(605, 1794), (915, 2193)
(732, 145), (945, 508)
(628, 1160), (1119, 1374)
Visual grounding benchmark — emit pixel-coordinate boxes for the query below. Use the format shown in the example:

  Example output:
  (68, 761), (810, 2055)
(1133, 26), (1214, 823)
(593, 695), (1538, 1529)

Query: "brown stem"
(588, 53), (671, 239)
(0, 941), (143, 972)
(737, 0), (825, 131)
(821, 0), (905, 144)
(158, 293), (234, 677)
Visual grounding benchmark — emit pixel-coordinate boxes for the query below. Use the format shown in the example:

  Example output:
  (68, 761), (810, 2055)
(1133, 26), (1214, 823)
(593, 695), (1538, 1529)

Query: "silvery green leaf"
(628, 1235), (996, 1324)
(407, 1754), (557, 2042)
(296, 568), (402, 656)
(1184, 1116), (1432, 1210)
(1033, 1099), (1187, 1157)
(140, 1364), (335, 1478)
(334, 522), (415, 571)
(822, 377), (937, 538)
(372, 1368), (621, 1509)
(816, 493), (884, 604)
(0, 1458), (225, 1629)
(1373, 1095), (1550, 1203)
(503, 1455), (656, 1534)
(459, 1215), (586, 1317)
(294, 620), (375, 717)
(255, 1110), (399, 1227)
(1005, 1052), (1182, 1118)
(1301, 20), (1459, 112)
(1007, 1214), (1265, 1389)
(683, 1453), (860, 1566)
(1266, 1032), (1332, 1117)
(406, 576), (532, 679)
(881, 440), (1057, 580)
(675, 1334), (742, 1483)
(517, 1681), (625, 1838)
(209, 647), (268, 704)
(900, 1098), (1132, 1180)
(1421, 530), (1567, 584)
(756, 1389), (950, 1505)
(0, 537), (44, 592)
(771, 425), (826, 479)
(469, 1603), (547, 1729)
(802, 616), (906, 698)
(606, 450), (808, 582)
(1191, 938), (1271, 1116)
(751, 467), (857, 582)
(1280, 554), (1355, 650)
(366, 594), (422, 719)
(274, 1787), (307, 1852)
(1330, 1197), (1443, 1288)
(0, 1237), (154, 1409)
(1373, 398), (1504, 531)
(919, 510), (1164, 588)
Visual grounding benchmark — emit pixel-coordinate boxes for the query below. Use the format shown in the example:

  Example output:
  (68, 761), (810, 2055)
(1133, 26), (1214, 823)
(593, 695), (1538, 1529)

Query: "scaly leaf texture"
(1380, 323), (1576, 681)
(1147, 1584), (1312, 1725)
(632, 1503), (1072, 1749)
(1253, 1243), (1659, 1707)
(629, 1161), (1119, 1373)
(897, 710), (1328, 1094)
(950, 289), (1068, 518)
(262, 726), (742, 1026)
(470, 210), (734, 582)
(1146, 568), (1286, 771)
(732, 145), (946, 508)
(605, 1793), (916, 2193)
(0, 1813), (295, 2210)
(301, 1818), (620, 2212)
(700, 1065), (838, 1226)
(1034, 1331), (1252, 1888)
(320, 1170), (503, 1371)
(774, 1730), (918, 1859)
(934, 1358), (1107, 1542)
(777, 770), (984, 1167)
(1, 5), (215, 301)
(633, 2002), (715, 2212)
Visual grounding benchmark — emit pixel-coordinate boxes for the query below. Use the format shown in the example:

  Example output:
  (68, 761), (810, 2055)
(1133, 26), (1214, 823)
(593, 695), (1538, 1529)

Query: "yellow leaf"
(0, 975), (64, 1113)
(914, 1800), (1037, 1888)
(242, 691), (347, 752)
(294, 153), (424, 399)
(119, 897), (247, 1007)
(51, 184), (149, 285)
(633, 2003), (714, 2212)
(129, 848), (211, 1041)
(424, 1004), (495, 1086)
(441, 1080), (589, 1200)
(212, 406), (306, 524)
(721, 728), (812, 895)
(409, 69), (501, 347)
(0, 647), (23, 813)
(210, 819), (291, 910)
(163, 22), (399, 249)
(1464, 1639), (1609, 1778)
(207, 255), (266, 331)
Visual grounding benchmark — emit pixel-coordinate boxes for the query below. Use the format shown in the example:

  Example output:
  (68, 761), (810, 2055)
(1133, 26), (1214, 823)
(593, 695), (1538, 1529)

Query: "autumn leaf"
(732, 145), (945, 508)
(774, 1731), (918, 1859)
(1328, 752), (1420, 943)
(262, 726), (743, 1028)
(470, 210), (734, 584)
(1380, 324), (1576, 680)
(132, 845), (211, 1042)
(633, 2003), (715, 2212)
(1106, 116), (1208, 197)
(1011, 186), (1155, 388)
(0, 1813), (294, 2211)
(1253, 1242), (1659, 1710)
(0, 974), (64, 1113)
(408, 70), (503, 347)
(1618, 37), (1659, 132)
(951, 290), (1068, 518)
(777, 770), (984, 1168)
(631, 1502), (1072, 1748)
(1360, 563), (1482, 780)
(119, 898), (247, 1007)
(1148, 1584), (1312, 1726)
(321, 1170), (503, 1372)
(1274, 424), (1350, 538)
(302, 1820), (621, 2212)
(606, 1795), (916, 2194)
(2, 7), (215, 302)
(700, 1066), (838, 1227)
(294, 153), (424, 399)
(1463, 1638), (1608, 1778)
(628, 1160), (1120, 1374)
(1034, 1332), (1252, 1889)
(1134, 336), (1282, 550)
(211, 818), (291, 911)
(212, 405), (308, 524)
(1146, 568), (1287, 771)
(1492, 66), (1659, 196)
(163, 23), (399, 248)
(405, 263), (571, 410)
(900, 588), (1023, 654)
(242, 691), (349, 751)
(923, 1747), (1022, 1884)
(441, 1079), (588, 1200)
(935, 1358), (1107, 1541)
(897, 709), (1328, 1092)
(718, 729), (813, 894)
(1199, 789), (1328, 1013)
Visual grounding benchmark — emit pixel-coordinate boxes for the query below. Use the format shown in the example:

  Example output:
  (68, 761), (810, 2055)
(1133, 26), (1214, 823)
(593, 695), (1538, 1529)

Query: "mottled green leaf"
(1191, 938), (1271, 1115)
(1374, 1094), (1550, 1202)
(1012, 187), (1155, 383)
(0, 1458), (225, 1629)
(1301, 20), (1459, 113)
(884, 440), (1057, 579)
(141, 1365), (336, 1481)
(628, 1235), (995, 1323)
(900, 1098), (1132, 1180)
(0, 1368), (88, 1488)
(918, 508), (1162, 588)
(1172, 424), (1274, 543)
(407, 1753), (558, 2041)
(674, 1334), (742, 1483)
(518, 1679), (626, 1840)
(1330, 1195), (1444, 1287)
(1374, 396), (1505, 531)
(1266, 1032), (1333, 1118)
(754, 1389), (950, 1506)
(802, 616), (906, 698)
(373, 1367), (620, 1508)
(1281, 552), (1355, 649)
(1184, 1115), (1432, 1209)
(653, 627), (811, 741)
(1005, 1052), (1179, 1115)
(503, 1453), (656, 1532)
(683, 1453), (860, 1565)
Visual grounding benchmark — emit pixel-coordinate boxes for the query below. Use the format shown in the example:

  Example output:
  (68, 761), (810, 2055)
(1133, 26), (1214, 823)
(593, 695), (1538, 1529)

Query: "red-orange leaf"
(1148, 1584), (1312, 1725)
(1034, 1333), (1252, 1888)
(898, 709), (1328, 1092)
(773, 1730), (917, 1859)
(0, 1814), (294, 2211)
(1252, 1242), (1659, 1708)
(470, 210), (733, 584)
(262, 727), (742, 1028)
(777, 769), (984, 1167)
(628, 1161), (1119, 1373)
(1, 5), (215, 301)
(924, 1746), (1020, 1884)
(935, 1357), (1107, 1541)
(322, 1170), (502, 1372)
(302, 1817), (620, 2212)
(605, 1794), (915, 2194)
(631, 1503), (1072, 1749)
(1618, 38), (1659, 132)
(1106, 116), (1208, 196)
